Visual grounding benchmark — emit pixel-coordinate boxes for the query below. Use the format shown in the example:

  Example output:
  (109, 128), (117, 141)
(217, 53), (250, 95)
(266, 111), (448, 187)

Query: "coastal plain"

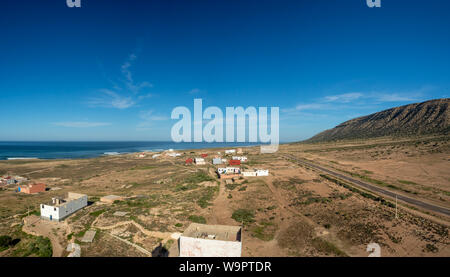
(0, 136), (449, 257)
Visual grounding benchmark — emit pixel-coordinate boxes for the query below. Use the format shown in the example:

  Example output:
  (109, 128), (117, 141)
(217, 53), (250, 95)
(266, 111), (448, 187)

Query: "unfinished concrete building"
(179, 223), (242, 257)
(40, 192), (88, 221)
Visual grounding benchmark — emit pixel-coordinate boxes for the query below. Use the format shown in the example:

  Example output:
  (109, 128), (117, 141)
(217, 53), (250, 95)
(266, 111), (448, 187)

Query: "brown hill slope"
(307, 98), (450, 142)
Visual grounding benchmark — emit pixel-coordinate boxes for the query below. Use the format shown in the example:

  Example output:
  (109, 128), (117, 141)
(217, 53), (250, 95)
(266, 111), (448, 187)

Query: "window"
(54, 208), (56, 211)
(42, 205), (44, 209)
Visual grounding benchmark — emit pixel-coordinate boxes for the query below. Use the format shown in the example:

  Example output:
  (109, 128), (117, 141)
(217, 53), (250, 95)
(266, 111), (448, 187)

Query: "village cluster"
(2, 148), (270, 257)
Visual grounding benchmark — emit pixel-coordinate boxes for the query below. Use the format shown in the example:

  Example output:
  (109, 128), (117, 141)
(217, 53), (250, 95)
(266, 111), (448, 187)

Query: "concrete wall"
(40, 204), (61, 221)
(179, 236), (242, 257)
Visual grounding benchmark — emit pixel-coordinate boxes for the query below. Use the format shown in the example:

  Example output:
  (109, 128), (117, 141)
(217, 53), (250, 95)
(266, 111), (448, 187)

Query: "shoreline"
(0, 143), (270, 161)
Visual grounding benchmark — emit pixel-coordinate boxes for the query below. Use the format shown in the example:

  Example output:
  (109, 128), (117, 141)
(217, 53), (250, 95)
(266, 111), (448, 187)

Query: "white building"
(242, 169), (269, 177)
(179, 223), (242, 257)
(217, 167), (241, 174)
(195, 158), (206, 165)
(40, 192), (88, 221)
(212, 157), (223, 165)
(167, 152), (181, 157)
(242, 171), (257, 177)
(232, 156), (247, 162)
(225, 149), (236, 154)
(256, 169), (269, 176)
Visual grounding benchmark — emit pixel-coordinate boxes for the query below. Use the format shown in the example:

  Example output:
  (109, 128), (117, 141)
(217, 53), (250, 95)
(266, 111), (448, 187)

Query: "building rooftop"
(182, 223), (241, 242)
(46, 192), (86, 207)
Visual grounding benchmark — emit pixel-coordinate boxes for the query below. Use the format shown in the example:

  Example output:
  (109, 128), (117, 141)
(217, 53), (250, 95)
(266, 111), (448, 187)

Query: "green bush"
(188, 215), (206, 224)
(312, 237), (347, 257)
(231, 209), (255, 225)
(197, 186), (218, 208)
(185, 172), (215, 184)
(0, 235), (13, 251)
(89, 209), (106, 217)
(14, 236), (52, 257)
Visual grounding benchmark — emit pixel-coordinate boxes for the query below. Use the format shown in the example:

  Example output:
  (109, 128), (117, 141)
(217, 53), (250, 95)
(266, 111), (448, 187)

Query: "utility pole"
(395, 195), (398, 219)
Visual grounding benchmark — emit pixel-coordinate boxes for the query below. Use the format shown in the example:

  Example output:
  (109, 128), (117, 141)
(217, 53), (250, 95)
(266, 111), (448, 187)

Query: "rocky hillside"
(307, 98), (450, 142)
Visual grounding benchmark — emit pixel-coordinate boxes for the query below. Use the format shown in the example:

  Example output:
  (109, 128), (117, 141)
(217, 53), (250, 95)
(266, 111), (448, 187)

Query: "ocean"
(0, 141), (261, 160)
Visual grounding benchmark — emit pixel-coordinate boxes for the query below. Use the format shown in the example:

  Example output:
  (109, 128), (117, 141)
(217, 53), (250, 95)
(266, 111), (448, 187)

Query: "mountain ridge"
(307, 98), (450, 142)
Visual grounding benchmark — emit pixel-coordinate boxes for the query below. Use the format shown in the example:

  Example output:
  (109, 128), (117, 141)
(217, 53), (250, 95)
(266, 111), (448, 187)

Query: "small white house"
(212, 157), (223, 165)
(242, 171), (257, 177)
(40, 192), (88, 221)
(255, 169), (269, 176)
(225, 149), (236, 154)
(167, 152), (181, 157)
(232, 156), (247, 162)
(195, 158), (206, 165)
(152, 154), (161, 159)
(217, 167), (241, 174)
(242, 169), (269, 177)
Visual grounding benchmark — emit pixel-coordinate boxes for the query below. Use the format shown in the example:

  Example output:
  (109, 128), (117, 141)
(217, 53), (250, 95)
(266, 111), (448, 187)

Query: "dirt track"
(22, 215), (68, 257)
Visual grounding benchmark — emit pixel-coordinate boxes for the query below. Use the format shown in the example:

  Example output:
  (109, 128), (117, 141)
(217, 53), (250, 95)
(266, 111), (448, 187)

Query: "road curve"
(284, 155), (450, 217)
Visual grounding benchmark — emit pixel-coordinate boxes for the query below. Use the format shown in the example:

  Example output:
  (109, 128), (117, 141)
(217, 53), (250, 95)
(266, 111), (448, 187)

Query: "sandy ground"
(22, 215), (71, 257)
(0, 137), (449, 257)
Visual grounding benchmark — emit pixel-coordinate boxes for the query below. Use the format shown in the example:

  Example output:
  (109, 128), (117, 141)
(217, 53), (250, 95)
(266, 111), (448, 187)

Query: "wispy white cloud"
(140, 110), (169, 121)
(295, 103), (327, 111)
(137, 110), (169, 131)
(138, 93), (154, 100)
(87, 89), (135, 109)
(189, 88), (201, 94)
(89, 52), (153, 109)
(282, 86), (435, 117)
(373, 93), (418, 102)
(324, 92), (363, 103)
(53, 121), (111, 128)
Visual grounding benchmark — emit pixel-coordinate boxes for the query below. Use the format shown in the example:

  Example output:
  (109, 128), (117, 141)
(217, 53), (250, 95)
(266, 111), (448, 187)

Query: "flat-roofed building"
(179, 223), (242, 257)
(242, 169), (269, 177)
(18, 183), (46, 194)
(242, 171), (257, 177)
(232, 156), (247, 162)
(195, 158), (206, 165)
(40, 192), (88, 221)
(255, 169), (269, 176)
(212, 157), (223, 165)
(217, 167), (241, 179)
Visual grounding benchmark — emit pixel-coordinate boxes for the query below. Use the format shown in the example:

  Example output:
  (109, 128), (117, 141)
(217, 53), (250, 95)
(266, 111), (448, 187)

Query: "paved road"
(284, 155), (450, 217)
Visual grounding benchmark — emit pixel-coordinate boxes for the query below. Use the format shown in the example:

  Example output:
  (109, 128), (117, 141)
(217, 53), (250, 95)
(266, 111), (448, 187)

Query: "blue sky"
(1, 0), (449, 142)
